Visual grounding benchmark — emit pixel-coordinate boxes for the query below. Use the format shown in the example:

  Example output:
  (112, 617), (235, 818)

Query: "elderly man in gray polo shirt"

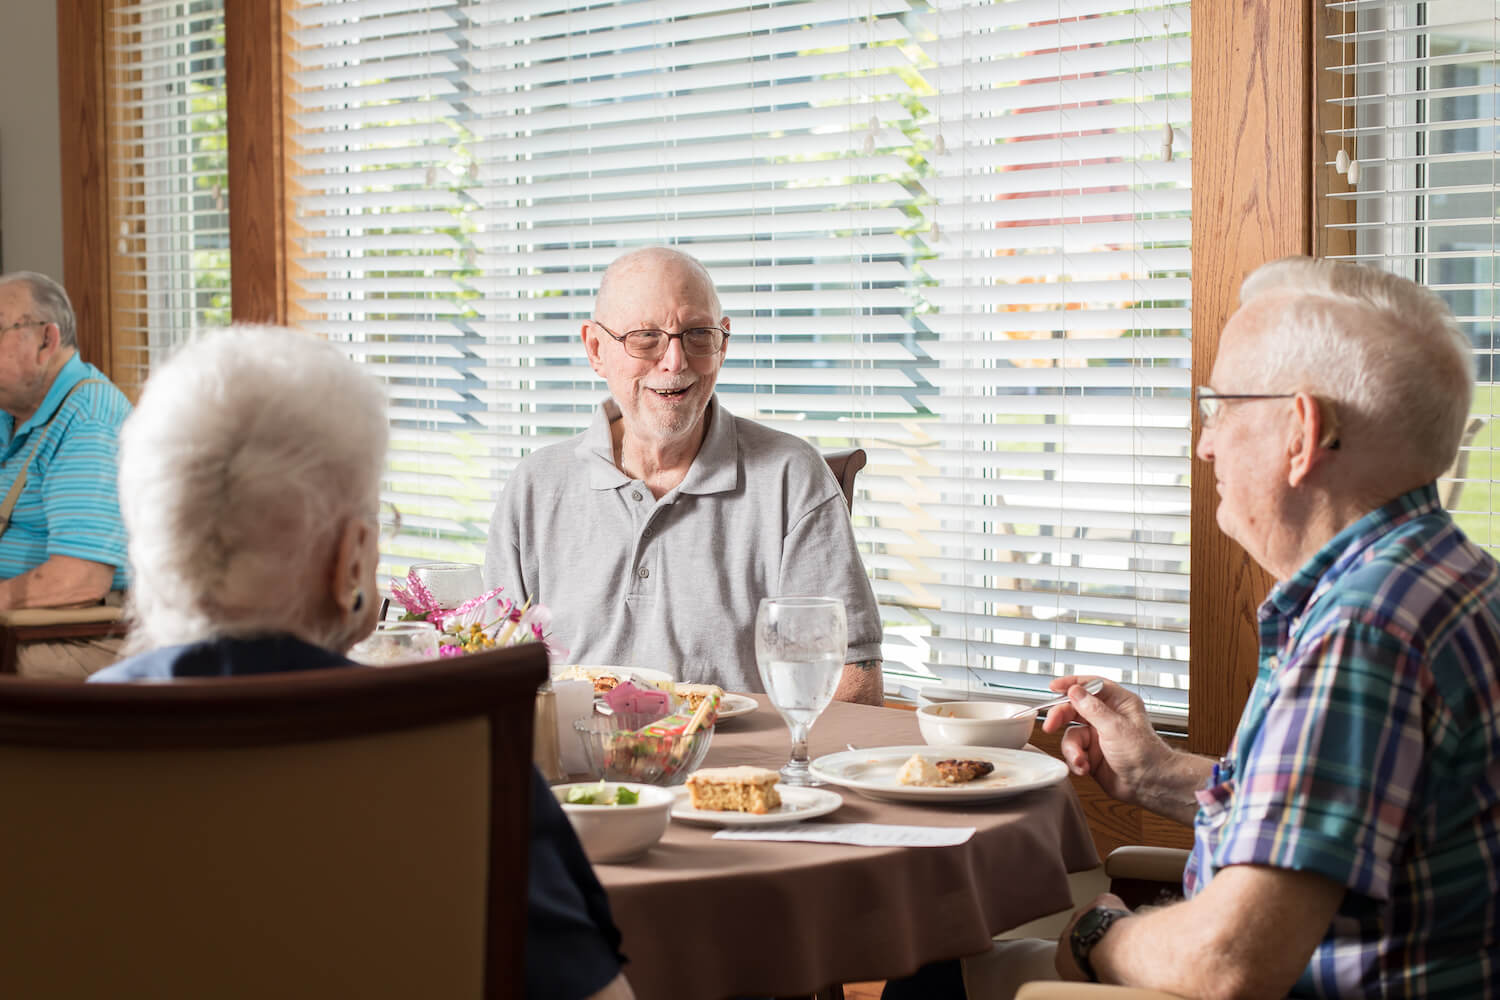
(483, 247), (884, 704)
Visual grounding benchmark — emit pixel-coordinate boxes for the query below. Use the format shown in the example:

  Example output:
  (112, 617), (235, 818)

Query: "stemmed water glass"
(754, 596), (846, 786)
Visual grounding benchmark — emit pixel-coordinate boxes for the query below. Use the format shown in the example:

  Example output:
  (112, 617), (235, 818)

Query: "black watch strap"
(1069, 905), (1131, 982)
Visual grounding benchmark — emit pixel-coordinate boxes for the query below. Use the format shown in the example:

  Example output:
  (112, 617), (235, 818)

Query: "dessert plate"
(807, 745), (1067, 804)
(670, 785), (843, 827)
(714, 693), (758, 721)
(552, 664), (675, 687)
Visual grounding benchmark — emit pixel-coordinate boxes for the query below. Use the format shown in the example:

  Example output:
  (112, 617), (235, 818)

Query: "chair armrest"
(1104, 847), (1190, 884)
(0, 606), (124, 626)
(1017, 984), (1185, 1000)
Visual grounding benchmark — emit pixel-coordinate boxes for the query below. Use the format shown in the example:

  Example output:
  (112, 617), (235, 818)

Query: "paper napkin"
(712, 823), (975, 847)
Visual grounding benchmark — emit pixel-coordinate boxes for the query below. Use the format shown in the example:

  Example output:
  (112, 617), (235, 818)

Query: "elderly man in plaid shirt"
(1024, 257), (1500, 999)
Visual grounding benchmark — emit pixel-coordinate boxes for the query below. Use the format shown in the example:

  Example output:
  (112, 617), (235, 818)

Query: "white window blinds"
(107, 0), (232, 395)
(287, 0), (1192, 716)
(1322, 1), (1497, 547)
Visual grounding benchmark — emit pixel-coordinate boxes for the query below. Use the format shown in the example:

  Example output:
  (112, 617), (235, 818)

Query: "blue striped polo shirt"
(0, 354), (131, 590)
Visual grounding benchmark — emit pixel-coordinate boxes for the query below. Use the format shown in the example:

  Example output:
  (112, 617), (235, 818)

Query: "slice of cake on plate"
(685, 765), (782, 814)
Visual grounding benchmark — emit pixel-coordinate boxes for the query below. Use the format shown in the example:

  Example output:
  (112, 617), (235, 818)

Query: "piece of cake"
(936, 758), (995, 784)
(685, 765), (782, 814)
(896, 753), (944, 787)
(674, 682), (725, 711)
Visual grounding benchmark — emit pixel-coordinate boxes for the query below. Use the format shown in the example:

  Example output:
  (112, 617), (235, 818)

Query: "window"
(1321, 0), (1498, 543)
(284, 0), (1192, 715)
(106, 0), (232, 396)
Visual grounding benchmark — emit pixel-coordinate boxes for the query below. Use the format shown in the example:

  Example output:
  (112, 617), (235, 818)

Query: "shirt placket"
(625, 484), (667, 596)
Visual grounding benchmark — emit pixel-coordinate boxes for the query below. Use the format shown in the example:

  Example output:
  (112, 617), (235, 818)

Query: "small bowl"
(573, 714), (714, 786)
(916, 701), (1034, 749)
(553, 782), (675, 864)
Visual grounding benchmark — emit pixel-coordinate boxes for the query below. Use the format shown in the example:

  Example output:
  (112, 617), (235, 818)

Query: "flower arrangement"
(390, 569), (562, 658)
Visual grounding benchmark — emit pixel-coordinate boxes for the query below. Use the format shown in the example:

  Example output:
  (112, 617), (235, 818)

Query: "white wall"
(0, 0), (64, 279)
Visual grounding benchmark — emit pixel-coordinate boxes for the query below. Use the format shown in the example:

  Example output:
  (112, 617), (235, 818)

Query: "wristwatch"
(1069, 905), (1131, 982)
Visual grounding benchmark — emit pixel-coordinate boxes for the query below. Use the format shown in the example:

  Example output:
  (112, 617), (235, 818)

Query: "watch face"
(1075, 906), (1116, 938)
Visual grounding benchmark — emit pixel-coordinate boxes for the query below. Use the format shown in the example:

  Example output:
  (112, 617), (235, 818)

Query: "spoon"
(1013, 678), (1104, 718)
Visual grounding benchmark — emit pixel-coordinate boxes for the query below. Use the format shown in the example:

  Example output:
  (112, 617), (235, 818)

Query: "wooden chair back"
(0, 643), (547, 1000)
(822, 448), (867, 513)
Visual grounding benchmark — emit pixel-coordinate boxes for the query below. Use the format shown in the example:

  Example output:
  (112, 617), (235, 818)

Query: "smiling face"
(583, 253), (728, 461)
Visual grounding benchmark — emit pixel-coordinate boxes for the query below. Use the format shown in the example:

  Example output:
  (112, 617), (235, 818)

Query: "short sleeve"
(780, 495), (883, 663)
(41, 415), (128, 577)
(1211, 617), (1425, 901)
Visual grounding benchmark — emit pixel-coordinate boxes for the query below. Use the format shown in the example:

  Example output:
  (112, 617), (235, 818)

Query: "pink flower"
(390, 570), (443, 621)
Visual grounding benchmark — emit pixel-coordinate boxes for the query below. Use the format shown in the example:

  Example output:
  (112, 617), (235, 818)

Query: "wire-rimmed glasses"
(1195, 386), (1297, 427)
(593, 320), (728, 360)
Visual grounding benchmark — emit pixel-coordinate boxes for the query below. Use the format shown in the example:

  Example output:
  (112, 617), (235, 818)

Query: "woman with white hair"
(91, 325), (634, 1000)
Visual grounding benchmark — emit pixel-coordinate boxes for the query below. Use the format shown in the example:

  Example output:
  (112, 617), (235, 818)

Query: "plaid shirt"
(1184, 484), (1500, 998)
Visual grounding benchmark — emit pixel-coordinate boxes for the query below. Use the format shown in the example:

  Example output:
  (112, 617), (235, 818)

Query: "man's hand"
(0, 555), (114, 611)
(1041, 675), (1208, 823)
(1054, 891), (1130, 981)
(832, 659), (883, 705)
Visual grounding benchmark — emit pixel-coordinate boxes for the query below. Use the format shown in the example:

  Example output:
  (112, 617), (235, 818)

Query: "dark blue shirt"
(92, 634), (626, 999)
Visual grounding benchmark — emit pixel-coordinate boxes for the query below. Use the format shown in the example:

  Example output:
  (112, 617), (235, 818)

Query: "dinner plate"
(670, 785), (844, 827)
(552, 664), (675, 687)
(714, 693), (758, 721)
(807, 745), (1067, 804)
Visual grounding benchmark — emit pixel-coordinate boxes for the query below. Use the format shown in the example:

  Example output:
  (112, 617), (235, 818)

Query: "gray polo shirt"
(483, 395), (882, 692)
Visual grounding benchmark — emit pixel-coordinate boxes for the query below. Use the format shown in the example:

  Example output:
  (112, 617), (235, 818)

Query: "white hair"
(1238, 256), (1474, 482)
(120, 325), (388, 653)
(0, 270), (78, 348)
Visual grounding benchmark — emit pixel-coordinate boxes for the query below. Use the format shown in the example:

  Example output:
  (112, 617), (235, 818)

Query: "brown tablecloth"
(591, 696), (1100, 1000)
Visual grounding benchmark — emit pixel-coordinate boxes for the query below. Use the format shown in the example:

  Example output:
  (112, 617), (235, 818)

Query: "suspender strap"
(0, 379), (106, 540)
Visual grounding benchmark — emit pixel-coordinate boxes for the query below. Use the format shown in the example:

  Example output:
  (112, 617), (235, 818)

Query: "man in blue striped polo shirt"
(1021, 258), (1500, 998)
(0, 272), (131, 677)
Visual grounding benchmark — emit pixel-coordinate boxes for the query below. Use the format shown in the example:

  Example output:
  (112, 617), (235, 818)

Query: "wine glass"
(348, 621), (442, 666)
(754, 596), (846, 786)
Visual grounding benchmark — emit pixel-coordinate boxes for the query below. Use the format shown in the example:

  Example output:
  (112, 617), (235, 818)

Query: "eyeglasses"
(376, 501), (402, 544)
(1196, 386), (1342, 449)
(0, 319), (48, 338)
(1195, 387), (1297, 427)
(593, 320), (728, 361)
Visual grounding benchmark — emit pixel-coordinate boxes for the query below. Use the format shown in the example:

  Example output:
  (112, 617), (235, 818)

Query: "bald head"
(595, 248), (722, 323)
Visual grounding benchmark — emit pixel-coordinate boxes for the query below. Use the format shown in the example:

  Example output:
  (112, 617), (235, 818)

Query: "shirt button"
(637, 566), (649, 579)
(643, 527), (653, 538)
(631, 490), (644, 502)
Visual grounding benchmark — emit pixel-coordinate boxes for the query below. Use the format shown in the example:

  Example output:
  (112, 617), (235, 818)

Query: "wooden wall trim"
(1188, 0), (1316, 756)
(56, 0), (112, 372)
(225, 0), (286, 325)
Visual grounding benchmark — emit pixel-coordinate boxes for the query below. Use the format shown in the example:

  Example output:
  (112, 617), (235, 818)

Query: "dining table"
(587, 694), (1100, 1000)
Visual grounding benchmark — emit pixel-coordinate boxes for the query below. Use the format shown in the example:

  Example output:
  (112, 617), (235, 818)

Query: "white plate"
(552, 664), (675, 687)
(670, 784), (843, 827)
(714, 693), (758, 721)
(808, 745), (1067, 803)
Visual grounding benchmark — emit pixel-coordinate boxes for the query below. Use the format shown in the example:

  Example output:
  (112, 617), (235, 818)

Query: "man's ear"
(37, 321), (61, 362)
(719, 315), (730, 360)
(1287, 392), (1336, 486)
(582, 322), (606, 376)
(331, 514), (372, 614)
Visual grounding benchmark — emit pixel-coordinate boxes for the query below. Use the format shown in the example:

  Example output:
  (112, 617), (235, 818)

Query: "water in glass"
(755, 596), (846, 786)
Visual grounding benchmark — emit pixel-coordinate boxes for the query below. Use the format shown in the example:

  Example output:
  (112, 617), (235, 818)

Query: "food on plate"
(564, 781), (641, 806)
(685, 765), (782, 814)
(673, 682), (724, 712)
(936, 758), (996, 784)
(896, 753), (945, 787)
(591, 674), (623, 694)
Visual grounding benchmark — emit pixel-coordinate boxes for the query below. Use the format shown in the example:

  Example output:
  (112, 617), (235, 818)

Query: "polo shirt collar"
(575, 394), (739, 497)
(4, 353), (85, 442)
(1262, 481), (1444, 625)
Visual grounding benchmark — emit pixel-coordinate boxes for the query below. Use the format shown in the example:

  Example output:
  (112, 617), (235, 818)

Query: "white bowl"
(553, 782), (675, 864)
(916, 701), (1034, 749)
